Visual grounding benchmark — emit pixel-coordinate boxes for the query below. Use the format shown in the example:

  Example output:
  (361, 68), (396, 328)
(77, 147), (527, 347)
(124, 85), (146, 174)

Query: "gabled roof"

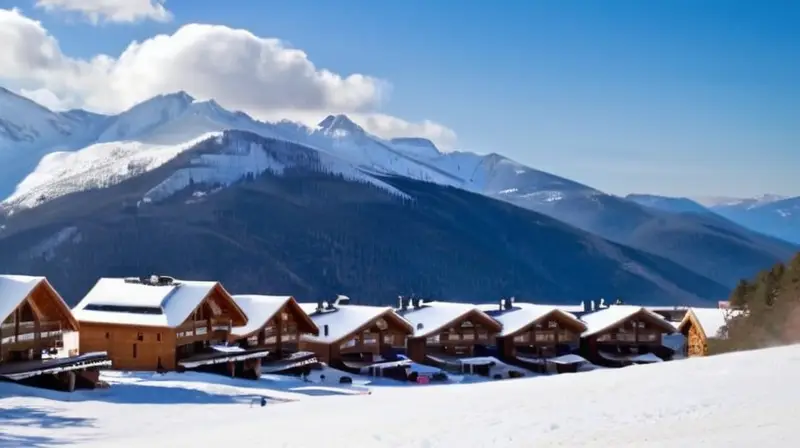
(0, 275), (79, 331)
(677, 307), (737, 340)
(72, 277), (247, 328)
(398, 301), (502, 338)
(298, 303), (413, 344)
(581, 305), (676, 337)
(478, 303), (587, 337)
(231, 295), (318, 337)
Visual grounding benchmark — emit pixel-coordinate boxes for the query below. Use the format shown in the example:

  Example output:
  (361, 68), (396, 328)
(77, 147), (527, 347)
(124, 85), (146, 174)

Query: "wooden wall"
(79, 322), (177, 371)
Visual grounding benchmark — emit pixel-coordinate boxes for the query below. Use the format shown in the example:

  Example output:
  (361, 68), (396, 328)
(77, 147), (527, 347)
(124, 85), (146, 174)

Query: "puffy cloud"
(35, 0), (171, 24)
(0, 8), (457, 147)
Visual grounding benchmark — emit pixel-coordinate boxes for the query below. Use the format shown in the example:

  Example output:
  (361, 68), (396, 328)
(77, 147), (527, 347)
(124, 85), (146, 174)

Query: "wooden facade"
(677, 308), (727, 357)
(581, 308), (676, 367)
(405, 309), (502, 364)
(232, 297), (319, 355)
(299, 310), (413, 365)
(1, 278), (79, 364)
(77, 282), (249, 372)
(496, 310), (587, 360)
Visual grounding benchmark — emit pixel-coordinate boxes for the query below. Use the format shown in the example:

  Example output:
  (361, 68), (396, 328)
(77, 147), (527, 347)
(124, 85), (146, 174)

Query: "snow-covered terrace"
(72, 277), (243, 328)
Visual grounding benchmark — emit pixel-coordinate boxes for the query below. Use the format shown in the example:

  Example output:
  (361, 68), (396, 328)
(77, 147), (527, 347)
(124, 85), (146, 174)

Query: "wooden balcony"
(0, 321), (64, 352)
(176, 318), (232, 343)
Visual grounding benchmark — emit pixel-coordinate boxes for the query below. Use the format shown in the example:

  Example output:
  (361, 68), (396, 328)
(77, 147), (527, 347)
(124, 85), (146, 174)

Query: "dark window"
(84, 304), (163, 315)
(133, 343), (138, 358)
(137, 332), (144, 341)
(105, 332), (110, 339)
(156, 333), (161, 342)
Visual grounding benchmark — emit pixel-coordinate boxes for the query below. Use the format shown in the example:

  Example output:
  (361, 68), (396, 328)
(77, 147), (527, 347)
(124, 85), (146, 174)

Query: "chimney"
(316, 300), (324, 312)
(590, 300), (596, 312)
(398, 296), (406, 311)
(498, 297), (504, 311)
(323, 325), (329, 337)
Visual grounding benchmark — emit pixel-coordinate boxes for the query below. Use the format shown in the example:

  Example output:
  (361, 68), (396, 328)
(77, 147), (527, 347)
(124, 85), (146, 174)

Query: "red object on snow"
(417, 375), (430, 385)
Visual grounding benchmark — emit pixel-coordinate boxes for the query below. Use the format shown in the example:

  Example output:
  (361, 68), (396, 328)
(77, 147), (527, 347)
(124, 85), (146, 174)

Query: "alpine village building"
(298, 296), (414, 367)
(481, 298), (589, 373)
(0, 275), (111, 391)
(71, 275), (267, 377)
(677, 307), (734, 357)
(397, 298), (503, 366)
(229, 295), (320, 375)
(579, 305), (678, 367)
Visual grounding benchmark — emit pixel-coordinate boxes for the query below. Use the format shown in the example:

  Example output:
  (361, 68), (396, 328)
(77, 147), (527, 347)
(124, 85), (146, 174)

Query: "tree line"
(711, 251), (800, 354)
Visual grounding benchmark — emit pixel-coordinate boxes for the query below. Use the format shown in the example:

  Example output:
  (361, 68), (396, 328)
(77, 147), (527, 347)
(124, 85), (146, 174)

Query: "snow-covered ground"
(2, 344), (798, 447)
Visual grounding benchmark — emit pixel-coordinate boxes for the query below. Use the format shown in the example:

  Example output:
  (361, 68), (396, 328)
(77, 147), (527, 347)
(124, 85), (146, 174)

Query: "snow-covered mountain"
(0, 89), (591, 214)
(704, 195), (800, 245)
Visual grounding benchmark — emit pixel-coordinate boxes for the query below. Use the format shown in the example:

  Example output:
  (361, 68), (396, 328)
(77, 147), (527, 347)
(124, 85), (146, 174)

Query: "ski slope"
(1, 344), (798, 447)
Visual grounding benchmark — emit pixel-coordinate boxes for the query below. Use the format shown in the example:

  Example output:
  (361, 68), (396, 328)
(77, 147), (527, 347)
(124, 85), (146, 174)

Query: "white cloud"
(0, 8), (456, 147)
(35, 0), (171, 24)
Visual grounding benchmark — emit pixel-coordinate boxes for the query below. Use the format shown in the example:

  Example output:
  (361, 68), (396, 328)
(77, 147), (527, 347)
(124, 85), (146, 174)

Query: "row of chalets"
(0, 274), (737, 392)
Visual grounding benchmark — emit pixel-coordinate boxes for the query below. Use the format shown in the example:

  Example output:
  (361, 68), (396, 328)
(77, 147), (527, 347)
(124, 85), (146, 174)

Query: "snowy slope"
(705, 195), (800, 244)
(2, 344), (799, 446)
(626, 194), (712, 214)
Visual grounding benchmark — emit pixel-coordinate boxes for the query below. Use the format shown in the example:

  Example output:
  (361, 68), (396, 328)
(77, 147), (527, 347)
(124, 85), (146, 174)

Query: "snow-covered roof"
(73, 277), (242, 328)
(0, 275), (78, 330)
(231, 295), (291, 337)
(399, 301), (500, 338)
(538, 303), (586, 313)
(0, 275), (45, 323)
(680, 307), (737, 340)
(477, 302), (586, 336)
(231, 295), (318, 337)
(298, 303), (409, 344)
(580, 305), (676, 337)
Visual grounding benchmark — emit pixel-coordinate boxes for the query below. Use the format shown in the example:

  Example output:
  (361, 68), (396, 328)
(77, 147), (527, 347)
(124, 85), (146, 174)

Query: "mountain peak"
(318, 114), (365, 136)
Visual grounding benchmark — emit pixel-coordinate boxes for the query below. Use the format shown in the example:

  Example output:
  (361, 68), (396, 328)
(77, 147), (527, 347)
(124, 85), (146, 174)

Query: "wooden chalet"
(0, 275), (111, 391)
(297, 296), (414, 368)
(481, 298), (588, 373)
(677, 307), (733, 357)
(229, 295), (320, 375)
(397, 299), (502, 366)
(579, 305), (678, 367)
(72, 275), (265, 377)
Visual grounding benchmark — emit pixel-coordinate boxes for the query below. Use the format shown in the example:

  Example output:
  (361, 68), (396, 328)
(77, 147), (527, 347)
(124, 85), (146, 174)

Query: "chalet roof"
(478, 302), (586, 337)
(0, 275), (78, 331)
(298, 303), (409, 344)
(398, 301), (501, 338)
(678, 307), (737, 340)
(0, 275), (45, 323)
(231, 295), (318, 337)
(580, 305), (676, 337)
(73, 277), (245, 328)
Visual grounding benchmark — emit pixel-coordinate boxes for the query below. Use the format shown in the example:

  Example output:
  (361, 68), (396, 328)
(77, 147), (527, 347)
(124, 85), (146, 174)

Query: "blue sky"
(8, 0), (800, 197)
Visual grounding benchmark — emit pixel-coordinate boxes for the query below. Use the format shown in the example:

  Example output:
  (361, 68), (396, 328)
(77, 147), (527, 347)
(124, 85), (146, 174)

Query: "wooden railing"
(175, 318), (232, 341)
(0, 321), (63, 348)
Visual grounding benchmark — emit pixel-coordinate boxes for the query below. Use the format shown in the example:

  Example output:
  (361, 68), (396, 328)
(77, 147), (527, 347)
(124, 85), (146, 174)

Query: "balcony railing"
(176, 318), (232, 341)
(0, 321), (64, 348)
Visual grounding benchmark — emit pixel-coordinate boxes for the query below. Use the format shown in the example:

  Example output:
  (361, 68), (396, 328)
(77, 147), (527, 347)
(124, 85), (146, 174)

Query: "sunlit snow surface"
(1, 345), (798, 447)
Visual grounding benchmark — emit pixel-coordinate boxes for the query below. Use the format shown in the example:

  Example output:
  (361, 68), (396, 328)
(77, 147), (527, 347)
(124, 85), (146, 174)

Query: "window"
(105, 332), (110, 339)
(383, 334), (394, 345)
(547, 320), (558, 329)
(534, 332), (555, 342)
(156, 333), (161, 342)
(426, 335), (440, 344)
(137, 332), (144, 341)
(477, 331), (489, 340)
(513, 334), (529, 343)
(462, 333), (475, 341)
(132, 343), (138, 358)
